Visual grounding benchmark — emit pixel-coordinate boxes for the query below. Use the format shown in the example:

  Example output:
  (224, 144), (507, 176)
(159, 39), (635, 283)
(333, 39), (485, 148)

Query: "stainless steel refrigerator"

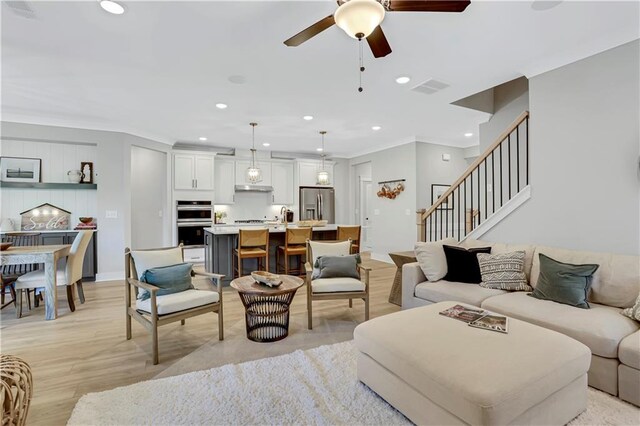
(299, 186), (335, 223)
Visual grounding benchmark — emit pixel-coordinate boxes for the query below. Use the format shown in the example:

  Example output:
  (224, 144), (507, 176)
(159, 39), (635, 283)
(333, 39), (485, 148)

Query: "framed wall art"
(0, 156), (41, 183)
(431, 184), (454, 210)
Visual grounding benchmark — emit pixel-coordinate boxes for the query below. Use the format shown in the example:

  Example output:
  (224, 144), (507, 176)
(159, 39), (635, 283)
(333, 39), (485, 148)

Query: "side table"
(388, 251), (417, 306)
(231, 275), (303, 342)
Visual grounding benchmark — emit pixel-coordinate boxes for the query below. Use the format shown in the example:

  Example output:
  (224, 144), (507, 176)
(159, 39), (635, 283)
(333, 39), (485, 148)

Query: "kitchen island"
(204, 224), (340, 284)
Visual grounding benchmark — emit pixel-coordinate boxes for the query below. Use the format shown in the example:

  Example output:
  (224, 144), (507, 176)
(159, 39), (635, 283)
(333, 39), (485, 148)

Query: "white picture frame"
(0, 156), (42, 183)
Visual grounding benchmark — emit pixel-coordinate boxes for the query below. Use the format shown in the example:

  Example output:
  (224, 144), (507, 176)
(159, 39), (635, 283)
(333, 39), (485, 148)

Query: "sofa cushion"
(313, 254), (360, 280)
(530, 245), (639, 309)
(529, 253), (599, 309)
(619, 331), (640, 369)
(308, 240), (351, 265)
(481, 292), (640, 358)
(136, 289), (219, 315)
(311, 277), (365, 293)
(138, 262), (194, 301)
(414, 238), (457, 282)
(415, 281), (507, 306)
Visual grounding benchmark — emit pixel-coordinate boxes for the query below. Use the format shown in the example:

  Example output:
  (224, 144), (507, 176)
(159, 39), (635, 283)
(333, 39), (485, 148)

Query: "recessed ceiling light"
(303, 115), (314, 121)
(316, 147), (323, 152)
(100, 0), (125, 15)
(262, 143), (270, 147)
(199, 137), (207, 141)
(464, 132), (473, 137)
(395, 76), (411, 85)
(372, 126), (382, 131)
(215, 103), (228, 109)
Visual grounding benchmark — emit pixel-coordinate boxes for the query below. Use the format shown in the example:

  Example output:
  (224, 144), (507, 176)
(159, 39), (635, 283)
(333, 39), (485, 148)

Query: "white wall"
(415, 142), (469, 209)
(483, 40), (640, 255)
(0, 139), (98, 226)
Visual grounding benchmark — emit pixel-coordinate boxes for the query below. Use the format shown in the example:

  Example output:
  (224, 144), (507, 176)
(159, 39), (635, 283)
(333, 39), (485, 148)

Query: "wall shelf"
(0, 182), (97, 190)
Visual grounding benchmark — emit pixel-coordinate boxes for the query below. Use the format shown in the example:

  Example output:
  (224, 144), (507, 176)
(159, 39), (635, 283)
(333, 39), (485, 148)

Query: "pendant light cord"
(358, 37), (364, 93)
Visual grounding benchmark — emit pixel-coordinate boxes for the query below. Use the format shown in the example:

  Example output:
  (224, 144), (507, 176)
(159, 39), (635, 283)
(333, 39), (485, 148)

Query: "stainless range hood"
(234, 184), (274, 192)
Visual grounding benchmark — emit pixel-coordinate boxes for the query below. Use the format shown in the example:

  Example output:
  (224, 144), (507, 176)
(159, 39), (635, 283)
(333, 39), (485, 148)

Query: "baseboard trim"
(95, 271), (124, 282)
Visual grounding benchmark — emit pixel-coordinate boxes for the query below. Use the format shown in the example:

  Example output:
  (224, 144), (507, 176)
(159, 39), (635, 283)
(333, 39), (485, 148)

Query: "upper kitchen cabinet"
(235, 160), (272, 186)
(173, 153), (214, 191)
(297, 161), (334, 187)
(271, 161), (294, 205)
(214, 157), (235, 204)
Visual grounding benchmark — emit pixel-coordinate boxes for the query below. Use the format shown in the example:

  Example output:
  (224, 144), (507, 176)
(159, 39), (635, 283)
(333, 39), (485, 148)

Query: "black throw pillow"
(442, 245), (492, 284)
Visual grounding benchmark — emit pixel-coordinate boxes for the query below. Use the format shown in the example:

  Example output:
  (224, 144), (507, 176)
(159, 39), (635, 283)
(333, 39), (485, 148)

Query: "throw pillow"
(313, 254), (361, 280)
(414, 238), (457, 281)
(621, 294), (640, 322)
(130, 247), (183, 280)
(138, 262), (194, 301)
(478, 251), (532, 291)
(528, 253), (599, 309)
(442, 245), (491, 284)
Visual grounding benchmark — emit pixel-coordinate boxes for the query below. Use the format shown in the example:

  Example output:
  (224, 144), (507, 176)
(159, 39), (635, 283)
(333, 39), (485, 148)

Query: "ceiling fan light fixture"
(334, 0), (385, 39)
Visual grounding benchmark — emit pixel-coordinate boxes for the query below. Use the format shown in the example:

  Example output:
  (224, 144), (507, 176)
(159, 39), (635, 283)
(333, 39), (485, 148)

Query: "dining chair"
(1, 232), (41, 310)
(14, 231), (93, 318)
(125, 245), (224, 364)
(276, 227), (311, 275)
(337, 226), (362, 254)
(305, 239), (371, 330)
(233, 228), (269, 278)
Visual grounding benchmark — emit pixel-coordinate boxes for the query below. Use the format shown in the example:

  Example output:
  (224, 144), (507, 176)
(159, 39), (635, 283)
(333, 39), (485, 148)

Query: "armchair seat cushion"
(312, 277), (365, 293)
(15, 269), (68, 288)
(136, 289), (219, 315)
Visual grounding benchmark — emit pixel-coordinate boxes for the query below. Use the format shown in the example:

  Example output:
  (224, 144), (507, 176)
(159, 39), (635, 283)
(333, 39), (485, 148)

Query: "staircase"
(417, 111), (530, 242)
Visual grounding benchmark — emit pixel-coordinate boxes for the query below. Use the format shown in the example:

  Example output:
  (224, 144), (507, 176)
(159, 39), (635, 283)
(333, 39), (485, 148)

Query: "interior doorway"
(359, 177), (373, 251)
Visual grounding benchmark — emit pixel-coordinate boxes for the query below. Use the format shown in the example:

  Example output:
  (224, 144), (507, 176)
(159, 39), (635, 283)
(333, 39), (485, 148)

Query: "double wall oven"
(176, 200), (212, 247)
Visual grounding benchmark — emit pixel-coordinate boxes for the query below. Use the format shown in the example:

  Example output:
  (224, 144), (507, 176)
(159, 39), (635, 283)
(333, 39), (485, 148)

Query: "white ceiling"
(2, 1), (638, 157)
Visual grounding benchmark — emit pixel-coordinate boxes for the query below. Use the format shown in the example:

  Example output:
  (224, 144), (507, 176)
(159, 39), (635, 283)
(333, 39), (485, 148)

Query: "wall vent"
(412, 78), (450, 95)
(5, 1), (36, 19)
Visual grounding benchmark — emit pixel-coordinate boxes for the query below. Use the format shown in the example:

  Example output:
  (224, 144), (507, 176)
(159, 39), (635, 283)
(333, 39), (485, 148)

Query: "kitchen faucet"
(280, 206), (288, 224)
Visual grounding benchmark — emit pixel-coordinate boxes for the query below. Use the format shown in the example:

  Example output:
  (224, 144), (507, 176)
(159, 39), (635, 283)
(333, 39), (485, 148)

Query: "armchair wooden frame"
(124, 246), (224, 365)
(304, 240), (371, 330)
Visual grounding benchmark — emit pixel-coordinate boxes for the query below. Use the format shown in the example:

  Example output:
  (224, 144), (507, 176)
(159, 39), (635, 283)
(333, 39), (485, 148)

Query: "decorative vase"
(67, 170), (84, 183)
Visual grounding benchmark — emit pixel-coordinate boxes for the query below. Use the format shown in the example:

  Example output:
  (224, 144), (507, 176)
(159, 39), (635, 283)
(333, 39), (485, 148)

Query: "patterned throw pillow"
(622, 294), (640, 322)
(477, 251), (532, 291)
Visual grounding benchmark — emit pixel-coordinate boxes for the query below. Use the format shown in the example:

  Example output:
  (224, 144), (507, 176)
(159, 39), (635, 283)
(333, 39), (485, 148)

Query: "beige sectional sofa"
(402, 239), (640, 406)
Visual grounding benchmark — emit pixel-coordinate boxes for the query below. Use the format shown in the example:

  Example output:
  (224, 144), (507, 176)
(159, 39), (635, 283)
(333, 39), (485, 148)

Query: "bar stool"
(233, 228), (269, 278)
(277, 227), (312, 276)
(337, 226), (361, 254)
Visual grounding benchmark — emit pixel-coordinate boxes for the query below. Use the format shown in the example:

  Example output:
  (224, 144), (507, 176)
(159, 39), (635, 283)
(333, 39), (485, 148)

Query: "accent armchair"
(305, 240), (371, 330)
(125, 245), (224, 365)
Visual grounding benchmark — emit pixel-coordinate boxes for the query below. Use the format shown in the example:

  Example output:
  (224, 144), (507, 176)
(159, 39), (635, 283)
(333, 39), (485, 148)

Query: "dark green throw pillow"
(138, 262), (194, 301)
(528, 253), (599, 309)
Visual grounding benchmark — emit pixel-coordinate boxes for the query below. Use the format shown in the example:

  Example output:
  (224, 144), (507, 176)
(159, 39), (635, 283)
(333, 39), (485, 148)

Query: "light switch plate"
(374, 209), (380, 216)
(442, 153), (451, 162)
(405, 209), (411, 216)
(105, 210), (118, 219)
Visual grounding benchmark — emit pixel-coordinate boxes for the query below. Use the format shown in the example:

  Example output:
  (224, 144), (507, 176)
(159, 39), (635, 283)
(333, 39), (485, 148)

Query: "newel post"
(416, 209), (426, 242)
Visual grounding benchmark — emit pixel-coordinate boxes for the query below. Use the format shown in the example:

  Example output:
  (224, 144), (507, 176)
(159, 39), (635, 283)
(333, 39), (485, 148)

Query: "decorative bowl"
(251, 271), (282, 287)
(79, 217), (93, 224)
(0, 242), (13, 251)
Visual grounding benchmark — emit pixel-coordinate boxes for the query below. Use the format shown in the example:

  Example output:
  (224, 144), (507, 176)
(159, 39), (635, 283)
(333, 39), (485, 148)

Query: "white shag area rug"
(69, 341), (640, 425)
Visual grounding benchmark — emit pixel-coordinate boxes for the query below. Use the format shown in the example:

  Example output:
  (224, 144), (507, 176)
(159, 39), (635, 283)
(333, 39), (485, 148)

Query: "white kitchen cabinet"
(173, 153), (215, 191)
(214, 158), (236, 204)
(235, 159), (271, 186)
(297, 161), (334, 187)
(271, 161), (294, 205)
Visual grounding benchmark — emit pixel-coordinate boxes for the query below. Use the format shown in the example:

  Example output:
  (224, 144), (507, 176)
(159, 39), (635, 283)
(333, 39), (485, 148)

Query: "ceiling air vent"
(412, 78), (450, 95)
(5, 1), (36, 19)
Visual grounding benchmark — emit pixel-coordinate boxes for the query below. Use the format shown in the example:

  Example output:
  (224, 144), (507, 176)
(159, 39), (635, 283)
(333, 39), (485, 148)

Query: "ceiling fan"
(284, 0), (471, 58)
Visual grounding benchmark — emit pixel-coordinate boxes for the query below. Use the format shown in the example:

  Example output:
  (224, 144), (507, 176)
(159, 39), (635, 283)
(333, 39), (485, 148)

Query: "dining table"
(1, 244), (71, 320)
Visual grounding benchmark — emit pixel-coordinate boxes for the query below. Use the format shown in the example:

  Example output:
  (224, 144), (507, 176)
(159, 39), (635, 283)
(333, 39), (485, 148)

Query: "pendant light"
(316, 131), (330, 185)
(246, 122), (262, 183)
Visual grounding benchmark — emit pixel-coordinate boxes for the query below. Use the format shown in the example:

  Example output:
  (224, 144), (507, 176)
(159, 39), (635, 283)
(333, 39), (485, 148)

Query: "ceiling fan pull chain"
(358, 36), (365, 93)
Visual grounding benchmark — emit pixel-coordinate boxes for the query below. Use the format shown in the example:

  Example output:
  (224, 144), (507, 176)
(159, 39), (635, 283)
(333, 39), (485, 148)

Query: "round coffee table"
(231, 275), (304, 343)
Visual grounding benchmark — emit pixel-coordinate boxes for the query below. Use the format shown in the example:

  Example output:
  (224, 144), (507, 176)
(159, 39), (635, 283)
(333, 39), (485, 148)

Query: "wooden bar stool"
(277, 227), (312, 276)
(337, 226), (361, 254)
(233, 228), (269, 278)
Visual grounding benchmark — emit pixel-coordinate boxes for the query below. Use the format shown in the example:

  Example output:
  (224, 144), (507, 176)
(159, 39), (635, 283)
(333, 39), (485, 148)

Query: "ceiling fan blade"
(387, 1), (471, 12)
(284, 15), (336, 47)
(366, 26), (392, 58)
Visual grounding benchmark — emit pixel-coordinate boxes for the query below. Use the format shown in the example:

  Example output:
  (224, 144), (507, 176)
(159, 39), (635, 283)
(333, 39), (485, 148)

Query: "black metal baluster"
(499, 143), (503, 207)
(439, 206), (443, 240)
(491, 151), (495, 214)
(470, 171), (474, 232)
(508, 133), (512, 199)
(457, 187), (461, 241)
(516, 124), (520, 192)
(464, 178), (467, 237)
(476, 168), (481, 225)
(484, 160), (488, 221)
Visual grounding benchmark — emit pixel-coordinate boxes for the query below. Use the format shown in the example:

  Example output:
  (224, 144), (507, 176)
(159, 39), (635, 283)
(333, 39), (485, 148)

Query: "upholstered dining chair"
(305, 240), (371, 330)
(337, 226), (362, 254)
(125, 245), (224, 365)
(14, 231), (92, 318)
(1, 232), (41, 310)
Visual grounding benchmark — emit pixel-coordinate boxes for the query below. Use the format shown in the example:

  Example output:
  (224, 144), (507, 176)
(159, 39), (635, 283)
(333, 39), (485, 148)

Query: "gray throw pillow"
(477, 251), (532, 291)
(528, 253), (599, 309)
(313, 254), (361, 280)
(138, 262), (194, 301)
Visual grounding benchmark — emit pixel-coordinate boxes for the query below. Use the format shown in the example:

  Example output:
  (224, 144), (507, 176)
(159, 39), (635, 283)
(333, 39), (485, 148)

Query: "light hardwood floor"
(0, 256), (399, 425)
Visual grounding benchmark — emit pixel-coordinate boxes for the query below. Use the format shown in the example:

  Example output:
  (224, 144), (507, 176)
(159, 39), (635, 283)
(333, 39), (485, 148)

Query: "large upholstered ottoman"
(354, 302), (591, 425)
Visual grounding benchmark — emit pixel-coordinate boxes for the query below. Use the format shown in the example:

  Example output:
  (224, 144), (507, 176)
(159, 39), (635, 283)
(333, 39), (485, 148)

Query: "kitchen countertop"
(205, 224), (340, 235)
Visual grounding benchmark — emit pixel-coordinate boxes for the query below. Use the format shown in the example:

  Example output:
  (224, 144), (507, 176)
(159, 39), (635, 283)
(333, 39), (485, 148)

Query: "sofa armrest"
(402, 262), (426, 309)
